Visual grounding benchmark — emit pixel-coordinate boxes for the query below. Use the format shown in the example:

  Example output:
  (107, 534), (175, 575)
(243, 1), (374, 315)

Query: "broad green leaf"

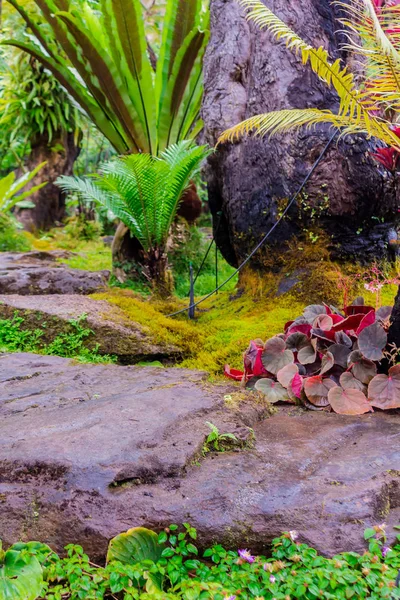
(107, 527), (164, 565)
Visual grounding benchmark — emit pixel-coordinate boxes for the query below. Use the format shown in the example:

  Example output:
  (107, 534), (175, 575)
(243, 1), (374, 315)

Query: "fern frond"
(237, 0), (379, 136)
(57, 141), (210, 252)
(338, 0), (400, 108)
(218, 108), (400, 149)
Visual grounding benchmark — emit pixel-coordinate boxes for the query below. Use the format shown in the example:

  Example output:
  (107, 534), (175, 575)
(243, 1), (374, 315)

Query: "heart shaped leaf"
(328, 387), (373, 415)
(368, 365), (400, 409)
(255, 378), (290, 403)
(358, 321), (387, 361)
(262, 336), (294, 375)
(327, 344), (351, 368)
(285, 332), (309, 351)
(298, 338), (317, 365)
(376, 306), (392, 322)
(277, 364), (299, 388)
(304, 376), (336, 407)
(339, 372), (367, 394)
(348, 350), (377, 384)
(312, 315), (333, 331)
(290, 372), (303, 399)
(303, 304), (326, 324)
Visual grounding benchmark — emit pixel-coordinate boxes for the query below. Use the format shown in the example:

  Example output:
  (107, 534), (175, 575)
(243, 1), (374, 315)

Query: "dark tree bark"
(388, 286), (400, 349)
(202, 0), (400, 268)
(17, 131), (81, 232)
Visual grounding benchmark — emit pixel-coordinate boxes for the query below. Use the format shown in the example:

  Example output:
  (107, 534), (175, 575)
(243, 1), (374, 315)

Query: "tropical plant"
(2, 0), (209, 156)
(0, 161), (46, 213)
(57, 141), (210, 293)
(3, 524), (400, 599)
(0, 51), (80, 145)
(0, 540), (44, 600)
(226, 297), (400, 414)
(218, 0), (400, 150)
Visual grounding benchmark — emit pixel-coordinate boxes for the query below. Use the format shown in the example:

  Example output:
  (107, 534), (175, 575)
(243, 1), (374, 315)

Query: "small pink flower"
(238, 549), (255, 563)
(382, 546), (391, 558)
(269, 575), (276, 584)
(289, 530), (298, 542)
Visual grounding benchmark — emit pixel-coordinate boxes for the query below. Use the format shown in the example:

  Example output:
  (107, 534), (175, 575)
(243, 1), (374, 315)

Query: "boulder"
(0, 295), (182, 363)
(0, 251), (109, 295)
(202, 0), (399, 268)
(0, 353), (399, 560)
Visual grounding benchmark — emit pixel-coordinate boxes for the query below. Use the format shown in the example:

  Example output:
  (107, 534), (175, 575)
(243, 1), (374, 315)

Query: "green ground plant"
(0, 312), (115, 363)
(0, 212), (30, 251)
(202, 421), (238, 453)
(2, 523), (400, 599)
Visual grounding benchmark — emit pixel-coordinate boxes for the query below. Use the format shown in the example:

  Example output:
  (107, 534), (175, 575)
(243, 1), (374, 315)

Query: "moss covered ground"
(13, 227), (399, 377)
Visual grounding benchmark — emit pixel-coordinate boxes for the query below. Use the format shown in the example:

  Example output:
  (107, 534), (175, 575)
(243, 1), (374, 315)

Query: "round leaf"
(285, 332), (309, 351)
(339, 372), (367, 394)
(0, 549), (43, 600)
(327, 344), (351, 369)
(312, 314), (333, 331)
(358, 322), (387, 361)
(328, 387), (372, 415)
(348, 350), (377, 384)
(304, 376), (336, 407)
(107, 527), (164, 565)
(255, 378), (290, 403)
(262, 336), (294, 375)
(376, 306), (392, 322)
(368, 365), (400, 410)
(303, 304), (327, 324)
(298, 338), (317, 365)
(277, 364), (299, 388)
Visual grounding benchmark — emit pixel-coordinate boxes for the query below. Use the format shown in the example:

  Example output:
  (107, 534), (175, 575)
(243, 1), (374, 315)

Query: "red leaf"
(332, 314), (365, 332)
(344, 305), (375, 316)
(224, 365), (246, 381)
(287, 323), (312, 336)
(291, 373), (303, 399)
(356, 310), (376, 336)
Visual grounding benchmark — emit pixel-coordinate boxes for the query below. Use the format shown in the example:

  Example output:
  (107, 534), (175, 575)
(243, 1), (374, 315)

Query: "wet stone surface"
(0, 352), (399, 559)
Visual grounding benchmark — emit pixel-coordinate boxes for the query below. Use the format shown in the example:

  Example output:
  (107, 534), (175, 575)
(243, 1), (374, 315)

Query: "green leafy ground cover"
(2, 524), (400, 599)
(0, 312), (115, 363)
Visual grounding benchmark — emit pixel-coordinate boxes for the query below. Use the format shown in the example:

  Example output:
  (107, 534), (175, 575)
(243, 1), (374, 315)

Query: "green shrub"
(3, 524), (400, 599)
(0, 213), (30, 252)
(63, 215), (103, 242)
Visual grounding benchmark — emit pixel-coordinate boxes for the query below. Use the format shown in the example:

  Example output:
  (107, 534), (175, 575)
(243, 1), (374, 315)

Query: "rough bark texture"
(17, 131), (81, 232)
(202, 0), (400, 268)
(388, 285), (400, 348)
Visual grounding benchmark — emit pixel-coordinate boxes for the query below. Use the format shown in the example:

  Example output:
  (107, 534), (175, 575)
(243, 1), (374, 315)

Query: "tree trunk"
(112, 223), (173, 296)
(388, 286), (400, 349)
(202, 0), (400, 268)
(17, 131), (81, 232)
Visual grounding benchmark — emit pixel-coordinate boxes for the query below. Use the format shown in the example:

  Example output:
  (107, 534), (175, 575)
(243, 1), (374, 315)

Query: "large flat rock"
(0, 295), (182, 362)
(0, 353), (399, 560)
(0, 251), (109, 295)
